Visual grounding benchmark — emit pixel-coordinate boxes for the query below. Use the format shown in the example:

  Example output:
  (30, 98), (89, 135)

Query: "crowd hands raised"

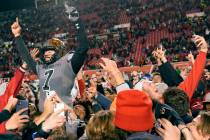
(0, 32), (210, 140)
(1, 0), (210, 71)
(0, 0), (210, 139)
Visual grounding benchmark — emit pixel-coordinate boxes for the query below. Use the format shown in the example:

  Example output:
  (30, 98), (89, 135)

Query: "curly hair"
(163, 87), (190, 116)
(86, 110), (119, 140)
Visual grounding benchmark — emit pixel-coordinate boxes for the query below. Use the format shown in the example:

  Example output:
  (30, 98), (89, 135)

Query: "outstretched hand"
(156, 118), (180, 140)
(152, 45), (167, 64)
(30, 48), (40, 62)
(42, 109), (66, 132)
(99, 58), (124, 87)
(5, 108), (29, 130)
(11, 17), (21, 37)
(43, 95), (56, 116)
(192, 35), (209, 53)
(99, 58), (118, 73)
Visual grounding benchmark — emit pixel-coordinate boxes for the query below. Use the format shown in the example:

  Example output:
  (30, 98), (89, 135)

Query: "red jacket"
(178, 51), (207, 100)
(0, 68), (25, 134)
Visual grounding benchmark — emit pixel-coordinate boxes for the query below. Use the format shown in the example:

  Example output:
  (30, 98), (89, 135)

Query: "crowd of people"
(0, 0), (210, 70)
(0, 0), (210, 140)
(0, 30), (210, 140)
(80, 0), (210, 67)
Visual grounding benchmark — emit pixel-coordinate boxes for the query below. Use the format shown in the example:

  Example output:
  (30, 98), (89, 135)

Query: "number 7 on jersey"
(42, 69), (54, 91)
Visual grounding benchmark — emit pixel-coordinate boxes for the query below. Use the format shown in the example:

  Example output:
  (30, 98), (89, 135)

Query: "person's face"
(19, 83), (31, 97)
(204, 69), (210, 80)
(142, 80), (164, 102)
(44, 50), (55, 61)
(132, 71), (139, 81)
(96, 72), (103, 81)
(152, 75), (162, 83)
(74, 105), (86, 120)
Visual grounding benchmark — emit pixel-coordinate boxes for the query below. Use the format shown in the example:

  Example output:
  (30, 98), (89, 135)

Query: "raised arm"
(11, 17), (37, 74)
(153, 46), (183, 86)
(178, 35), (208, 100)
(71, 19), (89, 74)
(0, 63), (26, 113)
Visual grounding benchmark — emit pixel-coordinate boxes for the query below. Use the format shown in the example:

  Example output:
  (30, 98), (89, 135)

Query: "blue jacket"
(95, 92), (112, 110)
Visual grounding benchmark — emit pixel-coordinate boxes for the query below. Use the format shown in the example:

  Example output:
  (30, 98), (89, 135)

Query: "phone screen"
(16, 100), (29, 115)
(159, 107), (172, 120)
(46, 90), (56, 99)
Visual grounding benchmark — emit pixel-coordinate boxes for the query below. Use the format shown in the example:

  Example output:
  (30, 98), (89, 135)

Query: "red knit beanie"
(114, 89), (154, 132)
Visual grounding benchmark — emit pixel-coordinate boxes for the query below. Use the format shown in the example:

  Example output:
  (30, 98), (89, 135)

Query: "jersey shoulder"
(62, 51), (75, 62)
